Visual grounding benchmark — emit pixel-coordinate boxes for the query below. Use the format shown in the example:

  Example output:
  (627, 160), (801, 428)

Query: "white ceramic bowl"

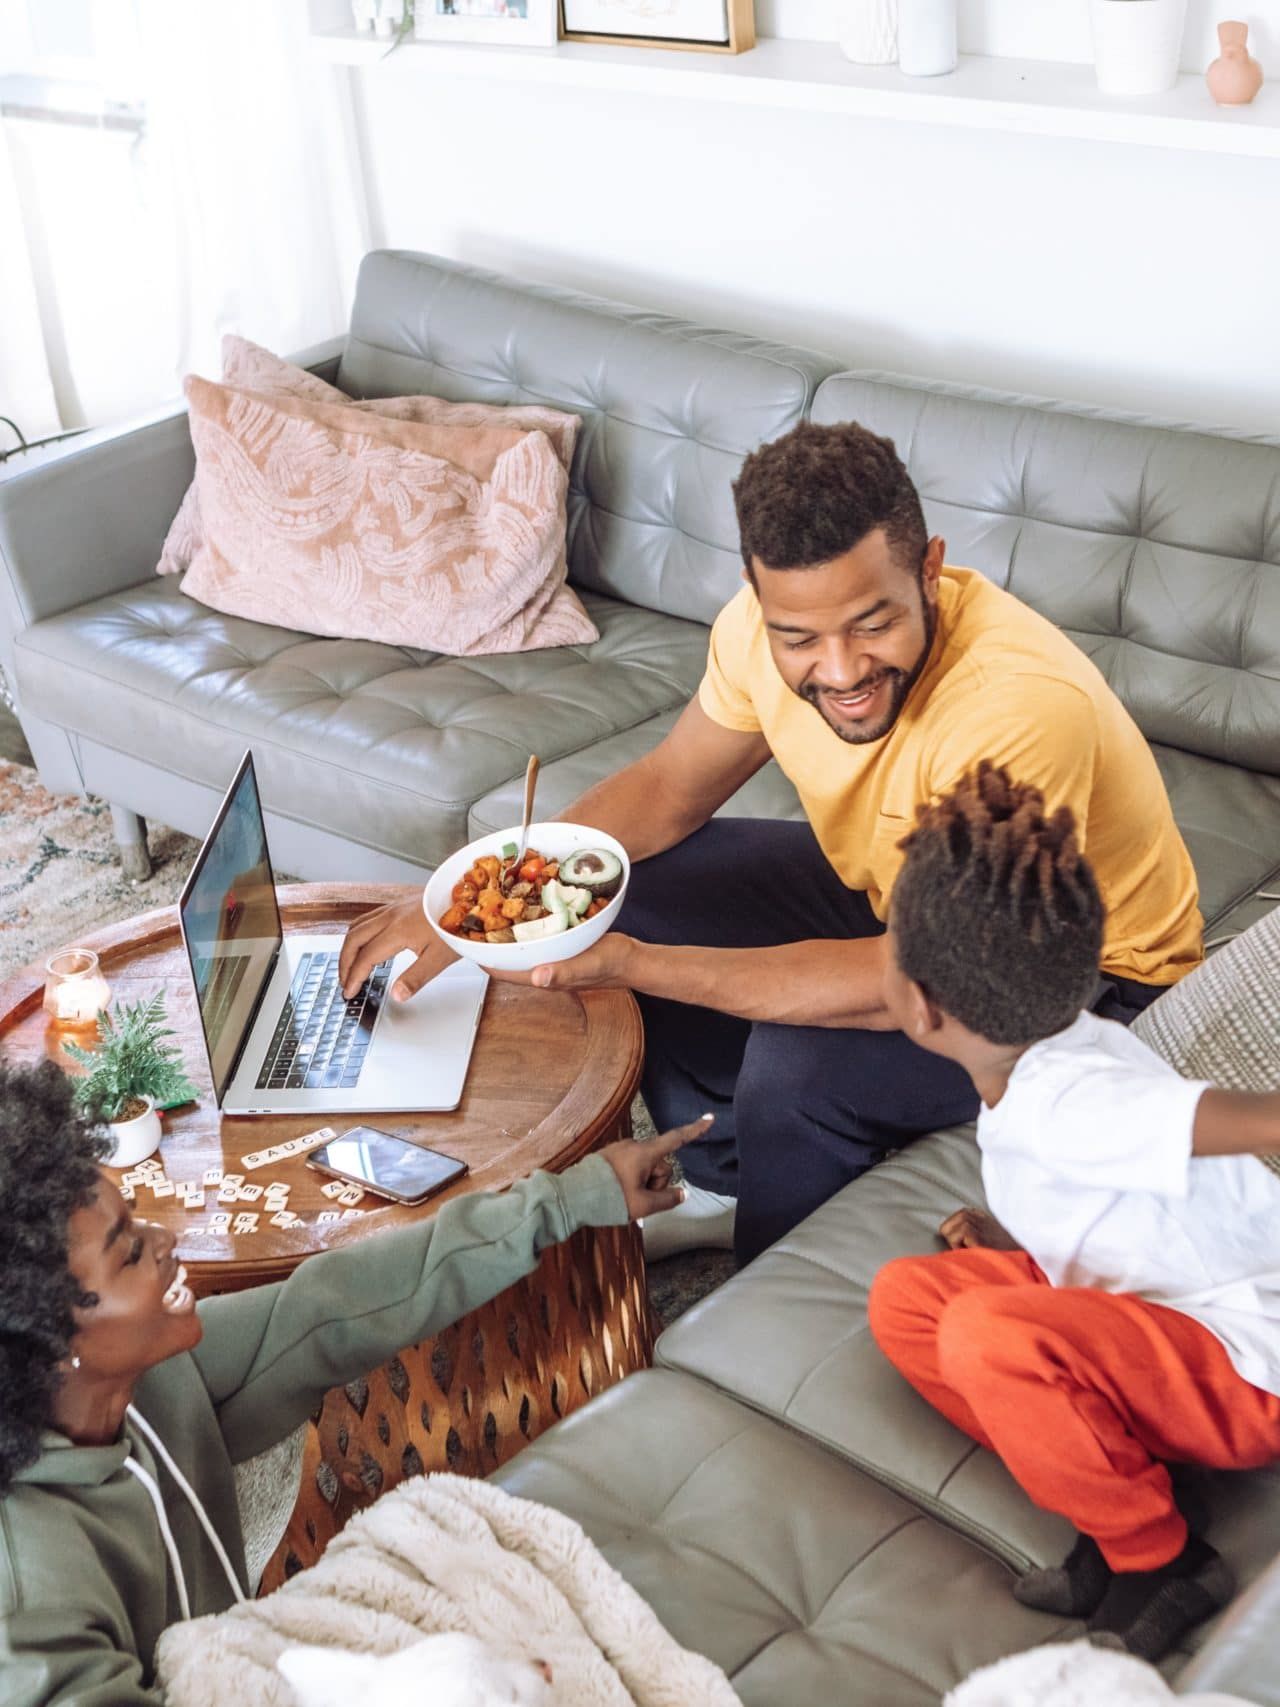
(424, 821), (631, 971)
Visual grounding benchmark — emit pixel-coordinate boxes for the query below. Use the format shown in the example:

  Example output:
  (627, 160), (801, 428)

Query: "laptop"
(178, 750), (488, 1115)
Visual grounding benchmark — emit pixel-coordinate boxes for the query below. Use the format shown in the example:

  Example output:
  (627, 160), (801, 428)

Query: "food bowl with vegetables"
(423, 822), (631, 971)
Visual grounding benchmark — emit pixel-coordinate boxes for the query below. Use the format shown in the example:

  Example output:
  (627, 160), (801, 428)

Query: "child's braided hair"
(891, 761), (1104, 1045)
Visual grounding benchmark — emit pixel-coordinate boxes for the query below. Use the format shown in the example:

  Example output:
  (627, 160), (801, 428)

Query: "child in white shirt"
(869, 761), (1280, 1662)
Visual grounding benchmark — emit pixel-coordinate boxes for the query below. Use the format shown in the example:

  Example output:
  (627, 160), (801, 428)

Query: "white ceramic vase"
(106, 1096), (162, 1168)
(840, 0), (898, 66)
(1090, 0), (1188, 95)
(897, 0), (957, 76)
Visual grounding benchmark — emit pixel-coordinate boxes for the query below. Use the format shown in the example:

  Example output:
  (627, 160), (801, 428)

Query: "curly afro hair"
(892, 762), (1104, 1046)
(732, 420), (928, 577)
(0, 1059), (109, 1494)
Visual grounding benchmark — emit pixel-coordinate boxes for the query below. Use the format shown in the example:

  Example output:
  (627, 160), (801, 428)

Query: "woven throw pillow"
(157, 335), (583, 582)
(1132, 907), (1280, 1177)
(181, 377), (595, 656)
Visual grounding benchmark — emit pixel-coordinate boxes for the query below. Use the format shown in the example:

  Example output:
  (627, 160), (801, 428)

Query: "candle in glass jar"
(43, 949), (111, 1025)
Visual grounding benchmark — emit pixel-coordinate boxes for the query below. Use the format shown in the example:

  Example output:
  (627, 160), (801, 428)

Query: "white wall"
(351, 58), (1280, 438)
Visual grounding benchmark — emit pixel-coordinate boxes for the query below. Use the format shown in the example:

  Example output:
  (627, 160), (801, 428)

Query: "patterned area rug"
(0, 757), (732, 1324)
(0, 760), (200, 980)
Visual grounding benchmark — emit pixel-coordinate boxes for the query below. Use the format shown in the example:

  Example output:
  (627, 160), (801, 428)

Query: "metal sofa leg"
(110, 804), (152, 882)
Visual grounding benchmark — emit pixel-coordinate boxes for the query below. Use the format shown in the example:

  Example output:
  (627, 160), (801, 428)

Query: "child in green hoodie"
(0, 1058), (706, 1706)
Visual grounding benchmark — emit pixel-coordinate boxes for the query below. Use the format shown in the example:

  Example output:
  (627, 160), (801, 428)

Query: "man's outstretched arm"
(339, 699), (769, 1000)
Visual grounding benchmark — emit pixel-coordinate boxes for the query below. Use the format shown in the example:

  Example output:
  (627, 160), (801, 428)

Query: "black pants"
(619, 820), (1162, 1265)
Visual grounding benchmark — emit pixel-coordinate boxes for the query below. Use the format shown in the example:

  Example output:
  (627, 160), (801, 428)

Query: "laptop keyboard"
(254, 951), (392, 1092)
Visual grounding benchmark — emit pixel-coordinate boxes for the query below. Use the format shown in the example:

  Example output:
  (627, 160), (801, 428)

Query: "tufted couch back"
(337, 251), (841, 628)
(812, 375), (1280, 777)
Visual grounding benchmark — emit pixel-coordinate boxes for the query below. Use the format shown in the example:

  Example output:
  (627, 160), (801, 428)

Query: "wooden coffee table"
(0, 884), (649, 1579)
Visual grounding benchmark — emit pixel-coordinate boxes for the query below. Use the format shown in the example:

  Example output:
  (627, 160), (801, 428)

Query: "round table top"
(0, 884), (643, 1293)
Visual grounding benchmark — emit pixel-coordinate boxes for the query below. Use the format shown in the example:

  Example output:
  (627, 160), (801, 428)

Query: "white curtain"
(0, 122), (61, 442)
(135, 0), (370, 384)
(0, 0), (368, 441)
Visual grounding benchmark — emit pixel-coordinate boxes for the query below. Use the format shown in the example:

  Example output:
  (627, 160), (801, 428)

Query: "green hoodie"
(0, 1155), (626, 1706)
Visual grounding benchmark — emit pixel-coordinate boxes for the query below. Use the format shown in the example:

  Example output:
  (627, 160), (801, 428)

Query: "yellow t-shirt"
(698, 567), (1202, 986)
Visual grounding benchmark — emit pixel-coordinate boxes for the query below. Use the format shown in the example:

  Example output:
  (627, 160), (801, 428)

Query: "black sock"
(1086, 1536), (1235, 1662)
(1014, 1533), (1112, 1617)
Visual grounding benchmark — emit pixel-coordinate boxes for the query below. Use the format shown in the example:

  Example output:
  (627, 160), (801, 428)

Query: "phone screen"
(310, 1127), (467, 1204)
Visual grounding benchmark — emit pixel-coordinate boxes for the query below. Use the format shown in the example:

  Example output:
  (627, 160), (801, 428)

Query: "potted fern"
(64, 992), (199, 1166)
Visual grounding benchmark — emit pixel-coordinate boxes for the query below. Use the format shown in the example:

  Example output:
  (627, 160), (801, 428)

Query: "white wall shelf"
(312, 28), (1280, 158)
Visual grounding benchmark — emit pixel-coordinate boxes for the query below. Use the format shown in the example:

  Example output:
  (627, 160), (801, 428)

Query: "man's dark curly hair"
(0, 1059), (109, 1494)
(733, 420), (928, 576)
(892, 762), (1104, 1046)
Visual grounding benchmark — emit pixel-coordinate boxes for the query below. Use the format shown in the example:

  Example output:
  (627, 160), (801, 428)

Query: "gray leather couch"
(3, 251), (1279, 1700)
(0, 251), (1276, 940)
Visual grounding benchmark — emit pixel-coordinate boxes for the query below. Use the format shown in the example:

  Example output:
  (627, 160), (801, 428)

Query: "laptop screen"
(178, 753), (282, 1103)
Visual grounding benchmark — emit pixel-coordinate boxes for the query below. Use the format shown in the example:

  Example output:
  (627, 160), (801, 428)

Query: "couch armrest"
(0, 399), (195, 642)
(1175, 1548), (1280, 1703)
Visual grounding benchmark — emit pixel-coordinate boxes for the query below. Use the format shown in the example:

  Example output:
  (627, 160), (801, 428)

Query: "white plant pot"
(841, 0), (898, 66)
(105, 1096), (162, 1168)
(1090, 0), (1187, 96)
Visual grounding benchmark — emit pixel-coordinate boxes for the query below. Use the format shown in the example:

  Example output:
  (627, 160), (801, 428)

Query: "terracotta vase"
(1206, 21), (1263, 106)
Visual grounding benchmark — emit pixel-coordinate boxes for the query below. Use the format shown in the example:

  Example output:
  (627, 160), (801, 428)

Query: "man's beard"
(799, 596), (938, 746)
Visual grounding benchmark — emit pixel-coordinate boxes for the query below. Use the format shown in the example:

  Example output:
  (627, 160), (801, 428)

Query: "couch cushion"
(813, 372), (1280, 777)
(12, 579), (705, 870)
(492, 1368), (1080, 1705)
(656, 1130), (1071, 1570)
(1151, 747), (1280, 930)
(654, 1129), (1280, 1649)
(339, 251), (842, 627)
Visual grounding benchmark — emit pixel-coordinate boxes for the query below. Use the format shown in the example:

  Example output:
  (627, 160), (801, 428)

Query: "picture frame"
(559, 0), (754, 54)
(414, 0), (558, 48)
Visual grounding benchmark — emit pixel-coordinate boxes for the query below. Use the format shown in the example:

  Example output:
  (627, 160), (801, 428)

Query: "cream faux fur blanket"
(156, 1473), (742, 1707)
(945, 1641), (1255, 1707)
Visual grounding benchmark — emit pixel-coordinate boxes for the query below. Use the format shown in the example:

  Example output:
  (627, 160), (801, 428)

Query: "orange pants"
(868, 1248), (1280, 1571)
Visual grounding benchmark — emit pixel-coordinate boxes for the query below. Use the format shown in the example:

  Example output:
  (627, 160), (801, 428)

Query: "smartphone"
(307, 1125), (468, 1206)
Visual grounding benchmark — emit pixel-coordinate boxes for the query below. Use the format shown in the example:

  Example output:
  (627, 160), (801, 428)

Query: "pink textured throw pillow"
(181, 377), (597, 656)
(156, 335), (582, 578)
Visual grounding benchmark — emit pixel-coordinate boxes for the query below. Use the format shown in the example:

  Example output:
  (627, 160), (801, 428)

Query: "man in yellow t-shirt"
(340, 421), (1202, 1265)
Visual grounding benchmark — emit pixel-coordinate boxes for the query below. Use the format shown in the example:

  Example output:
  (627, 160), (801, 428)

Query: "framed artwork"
(559, 0), (754, 53)
(414, 0), (558, 47)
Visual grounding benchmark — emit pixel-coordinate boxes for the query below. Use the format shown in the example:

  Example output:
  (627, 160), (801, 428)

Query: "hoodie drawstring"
(122, 1456), (193, 1621)
(124, 1404), (247, 1620)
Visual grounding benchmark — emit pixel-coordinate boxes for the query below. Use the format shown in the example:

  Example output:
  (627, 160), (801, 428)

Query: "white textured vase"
(105, 1097), (162, 1168)
(1090, 0), (1188, 95)
(898, 0), (957, 76)
(840, 0), (898, 66)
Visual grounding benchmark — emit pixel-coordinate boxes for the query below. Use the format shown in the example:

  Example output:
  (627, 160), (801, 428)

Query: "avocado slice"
(558, 849), (623, 897)
(540, 879), (589, 922)
(512, 911), (567, 943)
